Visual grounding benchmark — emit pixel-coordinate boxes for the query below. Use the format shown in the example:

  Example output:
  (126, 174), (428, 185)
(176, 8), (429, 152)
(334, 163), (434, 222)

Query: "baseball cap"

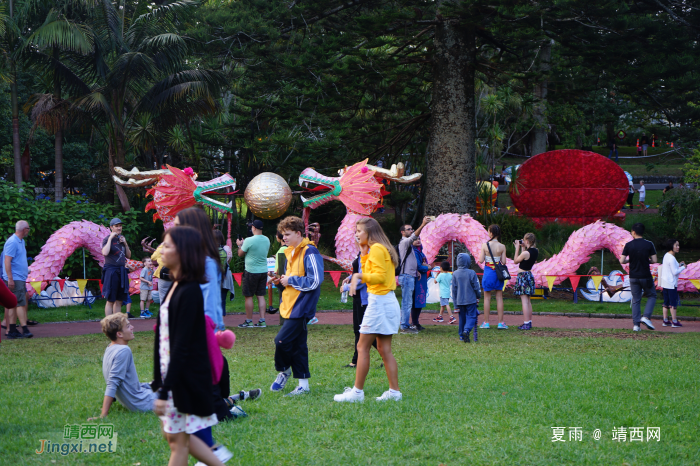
(252, 219), (264, 230)
(110, 218), (123, 227)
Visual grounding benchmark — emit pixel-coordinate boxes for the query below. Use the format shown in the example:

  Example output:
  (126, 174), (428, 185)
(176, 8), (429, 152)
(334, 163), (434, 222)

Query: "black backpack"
(394, 243), (409, 276)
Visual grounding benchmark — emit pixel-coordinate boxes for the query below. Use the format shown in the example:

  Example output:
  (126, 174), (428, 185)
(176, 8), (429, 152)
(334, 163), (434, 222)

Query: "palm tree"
(1, 0), (27, 186)
(71, 0), (225, 211)
(23, 3), (94, 200)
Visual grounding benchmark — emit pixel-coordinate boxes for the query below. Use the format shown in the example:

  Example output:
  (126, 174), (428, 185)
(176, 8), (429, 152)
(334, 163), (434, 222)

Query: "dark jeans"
(274, 318), (310, 379)
(608, 148), (618, 162)
(411, 307), (423, 326)
(351, 296), (376, 365)
(458, 304), (479, 341)
(221, 288), (228, 316)
(630, 278), (656, 325)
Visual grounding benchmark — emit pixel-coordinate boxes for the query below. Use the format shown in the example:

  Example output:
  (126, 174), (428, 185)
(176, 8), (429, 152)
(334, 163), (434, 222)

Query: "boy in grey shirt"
(89, 313), (156, 420)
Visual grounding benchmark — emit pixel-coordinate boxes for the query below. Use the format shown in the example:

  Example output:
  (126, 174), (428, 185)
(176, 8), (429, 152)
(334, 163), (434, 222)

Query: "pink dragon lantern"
(26, 166), (236, 297)
(302, 160), (700, 292)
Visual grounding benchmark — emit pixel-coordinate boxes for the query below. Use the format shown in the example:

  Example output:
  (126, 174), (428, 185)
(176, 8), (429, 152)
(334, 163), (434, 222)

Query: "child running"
(152, 226), (224, 466)
(452, 253), (481, 342)
(432, 261), (455, 324)
(334, 218), (402, 403)
(139, 258), (154, 318)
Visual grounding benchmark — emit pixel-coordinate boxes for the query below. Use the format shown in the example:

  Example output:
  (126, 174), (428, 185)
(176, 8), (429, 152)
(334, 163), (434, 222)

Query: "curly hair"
(101, 313), (128, 341)
(277, 216), (305, 235)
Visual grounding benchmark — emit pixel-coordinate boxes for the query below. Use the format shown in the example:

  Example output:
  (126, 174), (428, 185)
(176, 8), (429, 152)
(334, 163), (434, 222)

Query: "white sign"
(267, 257), (276, 272)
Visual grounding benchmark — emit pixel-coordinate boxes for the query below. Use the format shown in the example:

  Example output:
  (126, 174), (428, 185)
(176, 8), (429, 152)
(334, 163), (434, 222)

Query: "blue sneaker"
(270, 372), (289, 392)
(284, 386), (310, 397)
(307, 317), (319, 325)
(497, 322), (508, 329)
(518, 322), (532, 330)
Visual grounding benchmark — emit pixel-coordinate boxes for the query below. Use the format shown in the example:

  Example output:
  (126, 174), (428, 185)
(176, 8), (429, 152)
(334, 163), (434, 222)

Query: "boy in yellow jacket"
(269, 216), (324, 396)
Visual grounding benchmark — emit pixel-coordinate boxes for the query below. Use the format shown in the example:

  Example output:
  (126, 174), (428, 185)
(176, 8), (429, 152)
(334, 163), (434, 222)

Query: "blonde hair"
(356, 217), (399, 267)
(101, 313), (128, 341)
(524, 232), (537, 247)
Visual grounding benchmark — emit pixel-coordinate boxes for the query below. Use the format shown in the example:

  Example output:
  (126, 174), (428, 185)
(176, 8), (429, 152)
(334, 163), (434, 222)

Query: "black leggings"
(411, 307), (423, 326)
(351, 296), (377, 365)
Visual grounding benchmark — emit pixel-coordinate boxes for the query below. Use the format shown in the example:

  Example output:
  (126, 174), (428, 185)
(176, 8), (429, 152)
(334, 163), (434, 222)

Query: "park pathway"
(13, 311), (700, 339)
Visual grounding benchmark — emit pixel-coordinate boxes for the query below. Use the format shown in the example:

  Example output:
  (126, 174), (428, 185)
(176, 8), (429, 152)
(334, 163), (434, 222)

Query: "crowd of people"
(0, 204), (690, 463)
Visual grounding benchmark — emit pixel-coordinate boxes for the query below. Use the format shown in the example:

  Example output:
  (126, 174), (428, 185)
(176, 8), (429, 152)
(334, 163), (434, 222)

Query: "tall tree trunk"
(114, 132), (131, 212)
(424, 14), (476, 215)
(531, 40), (552, 156)
(54, 47), (64, 201)
(11, 65), (22, 187)
(10, 0), (22, 187)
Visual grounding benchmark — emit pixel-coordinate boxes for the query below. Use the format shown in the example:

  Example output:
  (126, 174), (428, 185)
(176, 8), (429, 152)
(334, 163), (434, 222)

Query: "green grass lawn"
(1, 326), (698, 465)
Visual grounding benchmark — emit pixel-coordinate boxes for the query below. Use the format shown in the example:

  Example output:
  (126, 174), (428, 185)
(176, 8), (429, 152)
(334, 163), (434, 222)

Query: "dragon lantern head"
(299, 159), (423, 215)
(114, 165), (236, 224)
(299, 159), (382, 215)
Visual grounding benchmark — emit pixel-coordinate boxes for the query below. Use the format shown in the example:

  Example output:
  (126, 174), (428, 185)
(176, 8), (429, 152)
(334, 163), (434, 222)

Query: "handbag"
(487, 241), (511, 282)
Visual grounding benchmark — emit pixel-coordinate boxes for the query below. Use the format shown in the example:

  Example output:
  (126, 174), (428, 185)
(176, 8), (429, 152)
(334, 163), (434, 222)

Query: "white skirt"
(360, 291), (400, 335)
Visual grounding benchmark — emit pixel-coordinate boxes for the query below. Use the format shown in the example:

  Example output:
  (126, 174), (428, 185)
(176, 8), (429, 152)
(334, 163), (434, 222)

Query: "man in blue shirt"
(2, 220), (32, 339)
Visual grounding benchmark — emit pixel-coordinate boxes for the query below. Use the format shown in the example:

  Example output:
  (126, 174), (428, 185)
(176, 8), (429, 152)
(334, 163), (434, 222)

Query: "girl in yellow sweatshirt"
(334, 218), (403, 403)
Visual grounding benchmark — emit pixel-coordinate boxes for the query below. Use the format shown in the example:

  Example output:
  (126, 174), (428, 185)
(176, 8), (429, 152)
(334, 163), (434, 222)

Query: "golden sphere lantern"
(244, 172), (293, 219)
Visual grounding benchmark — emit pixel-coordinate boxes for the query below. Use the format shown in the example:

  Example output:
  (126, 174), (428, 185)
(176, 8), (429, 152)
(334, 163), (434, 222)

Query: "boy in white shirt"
(638, 180), (646, 211)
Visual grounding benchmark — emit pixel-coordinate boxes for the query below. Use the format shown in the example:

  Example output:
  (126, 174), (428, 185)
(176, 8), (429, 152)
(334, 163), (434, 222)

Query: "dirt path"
(11, 311), (700, 339)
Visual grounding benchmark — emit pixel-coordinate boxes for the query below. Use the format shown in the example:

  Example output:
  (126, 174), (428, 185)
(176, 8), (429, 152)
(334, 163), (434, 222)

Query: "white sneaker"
(334, 387), (364, 403)
(213, 445), (233, 463)
(640, 317), (655, 330)
(194, 445), (233, 466)
(633, 325), (641, 332)
(376, 390), (402, 401)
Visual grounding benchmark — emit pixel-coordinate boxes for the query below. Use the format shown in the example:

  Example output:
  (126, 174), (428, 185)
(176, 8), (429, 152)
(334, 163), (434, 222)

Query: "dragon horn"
(365, 162), (422, 184)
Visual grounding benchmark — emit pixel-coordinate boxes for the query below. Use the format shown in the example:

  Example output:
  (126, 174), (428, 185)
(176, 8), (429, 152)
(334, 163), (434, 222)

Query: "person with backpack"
(397, 217), (432, 334)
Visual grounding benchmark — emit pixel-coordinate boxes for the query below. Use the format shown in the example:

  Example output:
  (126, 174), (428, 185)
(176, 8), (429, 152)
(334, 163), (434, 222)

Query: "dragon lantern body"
(302, 161), (700, 292)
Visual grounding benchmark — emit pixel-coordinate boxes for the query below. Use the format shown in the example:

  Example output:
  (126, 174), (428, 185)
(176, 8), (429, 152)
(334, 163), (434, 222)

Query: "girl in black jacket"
(152, 226), (224, 466)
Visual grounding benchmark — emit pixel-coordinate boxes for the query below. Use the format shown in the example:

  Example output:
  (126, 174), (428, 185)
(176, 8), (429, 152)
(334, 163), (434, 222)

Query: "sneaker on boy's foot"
(662, 319), (672, 327)
(270, 372), (289, 392)
(633, 325), (641, 332)
(672, 320), (683, 328)
(334, 387), (364, 403)
(254, 319), (267, 328)
(284, 386), (310, 397)
(640, 317), (655, 330)
(479, 322), (490, 329)
(127, 312), (135, 318)
(247, 389), (262, 400)
(497, 322), (508, 329)
(238, 320), (254, 328)
(376, 390), (402, 401)
(140, 311), (150, 319)
(433, 315), (444, 323)
(414, 324), (425, 331)
(229, 405), (248, 418)
(449, 316), (457, 324)
(307, 316), (319, 325)
(517, 322), (532, 330)
(462, 331), (470, 343)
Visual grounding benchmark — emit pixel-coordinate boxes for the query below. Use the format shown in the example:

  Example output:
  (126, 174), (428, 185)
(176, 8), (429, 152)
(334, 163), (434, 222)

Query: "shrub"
(658, 188), (700, 247)
(0, 181), (162, 279)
